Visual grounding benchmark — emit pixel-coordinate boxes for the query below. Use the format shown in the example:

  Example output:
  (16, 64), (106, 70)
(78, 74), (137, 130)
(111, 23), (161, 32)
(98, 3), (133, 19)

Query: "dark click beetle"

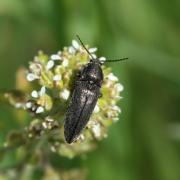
(64, 35), (127, 144)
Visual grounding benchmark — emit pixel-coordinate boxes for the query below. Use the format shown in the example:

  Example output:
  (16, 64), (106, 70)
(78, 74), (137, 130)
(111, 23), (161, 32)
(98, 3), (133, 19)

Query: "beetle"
(64, 35), (127, 143)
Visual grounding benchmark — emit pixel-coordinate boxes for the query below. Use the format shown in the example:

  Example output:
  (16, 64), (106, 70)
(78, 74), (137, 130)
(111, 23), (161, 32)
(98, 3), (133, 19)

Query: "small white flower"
(99, 57), (106, 61)
(115, 83), (124, 92)
(26, 102), (32, 109)
(69, 47), (76, 54)
(108, 73), (118, 81)
(39, 86), (46, 96)
(36, 106), (44, 114)
(50, 54), (61, 60)
(94, 104), (100, 113)
(32, 105), (37, 111)
(31, 90), (39, 98)
(112, 105), (121, 113)
(57, 51), (61, 55)
(89, 47), (97, 53)
(107, 111), (113, 118)
(105, 80), (112, 88)
(28, 133), (33, 138)
(91, 54), (97, 59)
(80, 134), (85, 140)
(29, 63), (42, 75)
(27, 73), (37, 81)
(72, 40), (80, 49)
(92, 123), (101, 138)
(77, 134), (85, 141)
(62, 58), (69, 67)
(46, 60), (54, 70)
(15, 103), (22, 108)
(53, 74), (62, 81)
(113, 117), (119, 122)
(50, 146), (56, 152)
(34, 56), (39, 62)
(42, 122), (47, 129)
(60, 89), (70, 100)
(46, 117), (54, 122)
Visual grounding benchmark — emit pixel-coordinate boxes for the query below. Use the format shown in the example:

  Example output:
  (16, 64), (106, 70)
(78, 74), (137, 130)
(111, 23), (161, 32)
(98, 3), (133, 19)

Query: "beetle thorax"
(80, 62), (103, 86)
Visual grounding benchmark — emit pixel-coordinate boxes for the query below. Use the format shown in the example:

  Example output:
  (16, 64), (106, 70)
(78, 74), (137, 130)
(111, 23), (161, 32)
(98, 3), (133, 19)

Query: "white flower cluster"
(24, 39), (123, 155)
(25, 40), (108, 115)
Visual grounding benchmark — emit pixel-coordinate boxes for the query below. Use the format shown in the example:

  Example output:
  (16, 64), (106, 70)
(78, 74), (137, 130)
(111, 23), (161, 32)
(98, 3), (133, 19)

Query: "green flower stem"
(0, 132), (50, 171)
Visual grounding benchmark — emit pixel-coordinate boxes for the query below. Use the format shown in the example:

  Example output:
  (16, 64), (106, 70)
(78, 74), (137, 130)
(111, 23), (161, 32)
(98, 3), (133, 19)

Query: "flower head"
(14, 39), (124, 158)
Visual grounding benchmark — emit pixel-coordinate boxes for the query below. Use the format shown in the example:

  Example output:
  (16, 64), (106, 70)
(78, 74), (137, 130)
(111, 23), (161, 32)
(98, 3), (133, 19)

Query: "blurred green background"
(0, 0), (180, 180)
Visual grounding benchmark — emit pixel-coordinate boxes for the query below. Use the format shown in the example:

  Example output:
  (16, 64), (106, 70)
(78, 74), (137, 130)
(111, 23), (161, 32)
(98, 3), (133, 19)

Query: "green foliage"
(0, 0), (180, 180)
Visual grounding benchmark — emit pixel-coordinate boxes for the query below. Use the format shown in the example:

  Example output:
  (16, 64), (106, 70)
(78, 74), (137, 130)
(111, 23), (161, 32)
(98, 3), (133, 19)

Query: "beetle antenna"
(76, 35), (95, 61)
(103, 57), (128, 63)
